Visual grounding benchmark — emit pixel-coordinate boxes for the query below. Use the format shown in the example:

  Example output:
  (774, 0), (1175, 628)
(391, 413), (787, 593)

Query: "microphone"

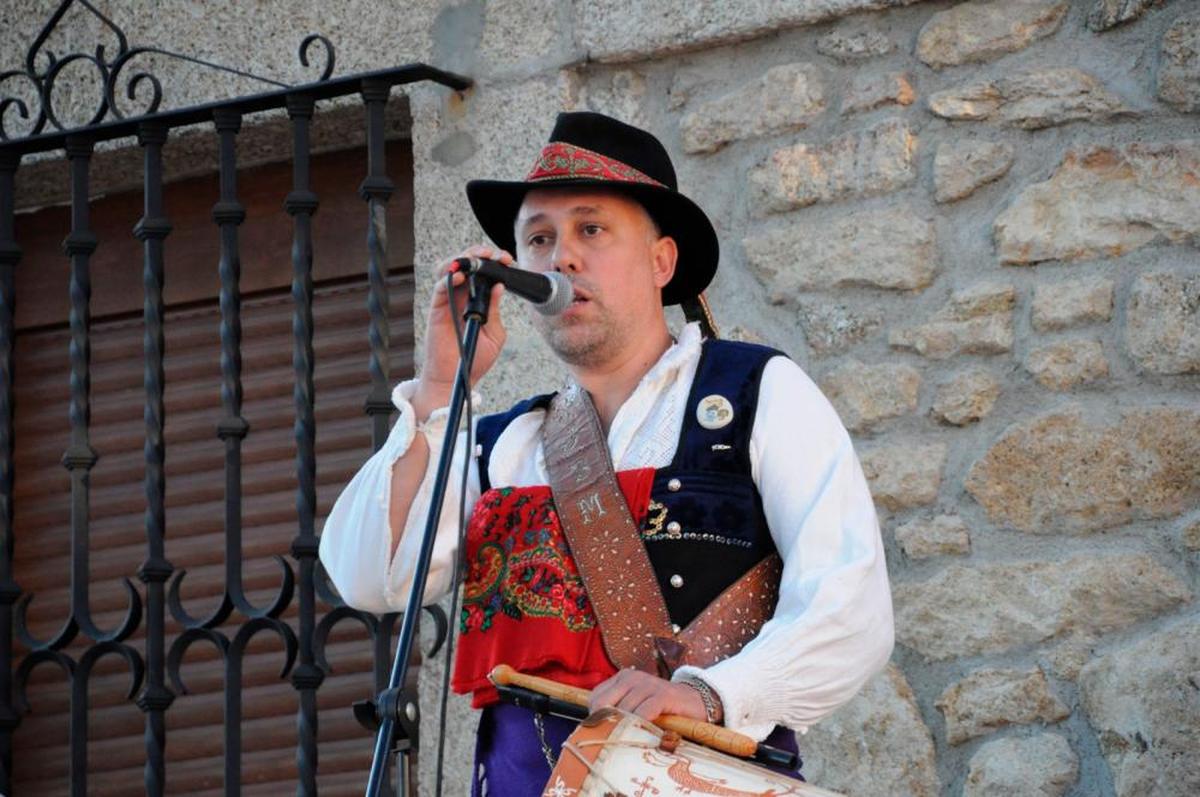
(453, 257), (574, 315)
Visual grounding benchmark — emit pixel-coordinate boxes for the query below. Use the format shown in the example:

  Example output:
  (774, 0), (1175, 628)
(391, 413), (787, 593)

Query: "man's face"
(514, 187), (676, 367)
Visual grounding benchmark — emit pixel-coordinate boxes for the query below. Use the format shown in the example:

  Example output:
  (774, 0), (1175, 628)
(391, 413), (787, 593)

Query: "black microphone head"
(535, 272), (574, 315)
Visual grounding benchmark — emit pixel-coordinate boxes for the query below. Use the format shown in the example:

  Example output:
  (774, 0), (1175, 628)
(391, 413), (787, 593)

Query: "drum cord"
(558, 739), (633, 794)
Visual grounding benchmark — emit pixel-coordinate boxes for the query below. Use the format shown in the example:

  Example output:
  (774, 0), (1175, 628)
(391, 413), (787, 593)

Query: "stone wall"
(3, 1), (1198, 795)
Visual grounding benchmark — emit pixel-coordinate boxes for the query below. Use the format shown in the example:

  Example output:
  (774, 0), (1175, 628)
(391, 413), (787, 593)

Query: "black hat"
(466, 112), (718, 306)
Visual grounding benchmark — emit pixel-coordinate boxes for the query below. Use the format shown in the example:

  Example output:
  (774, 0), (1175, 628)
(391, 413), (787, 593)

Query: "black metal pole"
(0, 149), (21, 796)
(364, 272), (494, 797)
(133, 118), (174, 797)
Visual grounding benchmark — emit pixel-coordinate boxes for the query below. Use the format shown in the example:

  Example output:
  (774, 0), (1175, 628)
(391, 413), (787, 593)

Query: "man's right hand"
(411, 245), (512, 422)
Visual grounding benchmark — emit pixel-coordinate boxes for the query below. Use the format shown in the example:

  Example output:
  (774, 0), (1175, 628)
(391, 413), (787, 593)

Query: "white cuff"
(391, 378), (481, 444)
(672, 664), (777, 741)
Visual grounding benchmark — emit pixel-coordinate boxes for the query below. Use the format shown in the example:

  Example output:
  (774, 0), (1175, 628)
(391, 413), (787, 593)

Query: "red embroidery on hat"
(526, 142), (666, 188)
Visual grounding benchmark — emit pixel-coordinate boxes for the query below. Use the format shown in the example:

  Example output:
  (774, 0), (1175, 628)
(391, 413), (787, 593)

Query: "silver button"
(666, 521), (682, 535)
(667, 478), (682, 492)
(671, 623), (681, 634)
(669, 574), (684, 588)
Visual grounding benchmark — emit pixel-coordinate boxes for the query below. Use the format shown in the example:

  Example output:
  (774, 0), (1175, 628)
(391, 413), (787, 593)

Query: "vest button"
(671, 623), (681, 634)
(666, 521), (682, 535)
(669, 574), (684, 588)
(667, 478), (682, 492)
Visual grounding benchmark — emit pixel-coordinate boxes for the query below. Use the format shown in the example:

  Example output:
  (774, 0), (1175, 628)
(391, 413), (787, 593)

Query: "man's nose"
(551, 239), (581, 273)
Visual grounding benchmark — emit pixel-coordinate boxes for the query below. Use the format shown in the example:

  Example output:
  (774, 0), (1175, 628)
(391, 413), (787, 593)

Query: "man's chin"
(541, 327), (608, 367)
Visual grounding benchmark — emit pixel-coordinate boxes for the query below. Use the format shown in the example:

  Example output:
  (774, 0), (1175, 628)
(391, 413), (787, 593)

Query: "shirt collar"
(639, 321), (703, 389)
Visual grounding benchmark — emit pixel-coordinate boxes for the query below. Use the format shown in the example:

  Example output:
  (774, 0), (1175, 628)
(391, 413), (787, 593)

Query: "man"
(320, 112), (893, 795)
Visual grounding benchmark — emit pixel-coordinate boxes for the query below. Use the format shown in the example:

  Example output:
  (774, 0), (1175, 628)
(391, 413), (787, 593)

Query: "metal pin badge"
(696, 394), (734, 430)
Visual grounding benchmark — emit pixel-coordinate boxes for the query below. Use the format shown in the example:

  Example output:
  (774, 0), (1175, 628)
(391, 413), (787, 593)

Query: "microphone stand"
(362, 270), (495, 797)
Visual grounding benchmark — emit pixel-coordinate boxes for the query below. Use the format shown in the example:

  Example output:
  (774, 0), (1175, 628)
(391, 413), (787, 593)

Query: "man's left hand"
(588, 668), (713, 722)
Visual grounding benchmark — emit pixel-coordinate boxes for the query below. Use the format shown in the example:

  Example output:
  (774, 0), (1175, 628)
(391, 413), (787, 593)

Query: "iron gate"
(0, 1), (470, 793)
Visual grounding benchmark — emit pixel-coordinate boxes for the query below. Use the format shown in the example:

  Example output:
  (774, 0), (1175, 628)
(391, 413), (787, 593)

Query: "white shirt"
(319, 323), (894, 738)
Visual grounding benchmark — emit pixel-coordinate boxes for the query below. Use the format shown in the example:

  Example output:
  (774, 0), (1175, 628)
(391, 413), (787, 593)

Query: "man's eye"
(527, 234), (550, 246)
(582, 224), (603, 236)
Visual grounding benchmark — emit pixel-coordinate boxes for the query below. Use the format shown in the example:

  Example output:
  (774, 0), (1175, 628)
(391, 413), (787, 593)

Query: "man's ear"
(651, 235), (678, 290)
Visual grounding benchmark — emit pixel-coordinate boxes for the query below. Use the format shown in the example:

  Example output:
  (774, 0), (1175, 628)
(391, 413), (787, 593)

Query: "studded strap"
(544, 385), (675, 673)
(544, 386), (783, 677)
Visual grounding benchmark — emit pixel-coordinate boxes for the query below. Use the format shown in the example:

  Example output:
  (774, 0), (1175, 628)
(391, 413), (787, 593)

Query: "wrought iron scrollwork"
(0, 0), (339, 141)
(0, 1), (476, 790)
(167, 619), (298, 795)
(16, 641), (144, 796)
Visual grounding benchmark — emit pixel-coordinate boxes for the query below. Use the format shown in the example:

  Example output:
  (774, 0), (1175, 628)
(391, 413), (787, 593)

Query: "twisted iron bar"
(0, 151), (21, 794)
(15, 134), (142, 652)
(285, 91), (323, 796)
(167, 107), (295, 631)
(0, 0), (336, 141)
(133, 119), (174, 797)
(360, 77), (395, 451)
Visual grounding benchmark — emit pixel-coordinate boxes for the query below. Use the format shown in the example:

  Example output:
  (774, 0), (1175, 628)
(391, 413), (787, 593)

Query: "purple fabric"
(471, 703), (802, 796)
(472, 703), (578, 797)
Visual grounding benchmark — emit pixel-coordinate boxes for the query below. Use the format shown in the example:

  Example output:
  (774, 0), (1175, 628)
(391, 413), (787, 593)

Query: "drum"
(542, 708), (844, 797)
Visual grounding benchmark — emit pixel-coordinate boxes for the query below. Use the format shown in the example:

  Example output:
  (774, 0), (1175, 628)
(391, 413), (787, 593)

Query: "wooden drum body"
(542, 709), (843, 797)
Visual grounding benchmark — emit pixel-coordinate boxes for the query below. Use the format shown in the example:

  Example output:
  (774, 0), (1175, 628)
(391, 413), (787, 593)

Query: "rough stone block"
(917, 0), (1069, 69)
(1080, 621), (1200, 797)
(1045, 634), (1100, 681)
(934, 140), (1015, 203)
(1158, 12), (1200, 113)
(894, 554), (1190, 660)
(801, 665), (940, 797)
(995, 141), (1200, 265)
(1183, 519), (1200, 551)
(842, 71), (916, 115)
(744, 208), (936, 296)
(928, 68), (1130, 130)
(797, 300), (881, 356)
(889, 284), (1015, 359)
(479, 0), (574, 73)
(1126, 270), (1200, 374)
(1031, 278), (1114, 331)
(1024, 339), (1109, 390)
(965, 407), (1200, 533)
(936, 667), (1070, 744)
(574, 0), (933, 63)
(681, 63), (826, 154)
(750, 118), (917, 213)
(964, 734), (1078, 797)
(932, 368), (1000, 426)
(820, 360), (921, 432)
(895, 515), (971, 559)
(861, 442), (945, 510)
(816, 24), (895, 62)
(1088, 0), (1163, 31)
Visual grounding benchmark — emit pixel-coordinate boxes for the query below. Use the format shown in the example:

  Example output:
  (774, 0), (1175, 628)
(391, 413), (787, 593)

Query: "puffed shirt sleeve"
(672, 356), (894, 739)
(318, 379), (480, 614)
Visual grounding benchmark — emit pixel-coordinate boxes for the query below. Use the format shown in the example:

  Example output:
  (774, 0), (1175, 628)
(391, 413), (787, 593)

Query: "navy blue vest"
(475, 339), (784, 629)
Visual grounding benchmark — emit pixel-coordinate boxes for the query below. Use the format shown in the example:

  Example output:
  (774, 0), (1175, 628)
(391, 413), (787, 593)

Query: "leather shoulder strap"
(678, 553), (782, 668)
(542, 385), (674, 673)
(544, 383), (784, 677)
